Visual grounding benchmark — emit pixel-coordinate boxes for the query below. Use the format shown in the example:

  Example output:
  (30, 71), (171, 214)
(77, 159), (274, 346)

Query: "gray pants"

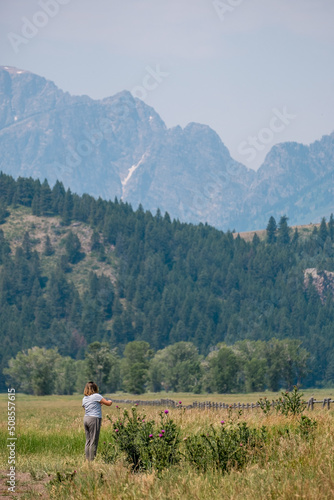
(84, 416), (102, 461)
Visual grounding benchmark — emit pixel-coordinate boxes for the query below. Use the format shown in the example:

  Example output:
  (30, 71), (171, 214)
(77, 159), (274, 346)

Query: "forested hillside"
(0, 173), (334, 392)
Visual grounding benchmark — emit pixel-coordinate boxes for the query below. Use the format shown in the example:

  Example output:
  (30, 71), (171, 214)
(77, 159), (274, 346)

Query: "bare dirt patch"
(0, 470), (50, 498)
(233, 222), (321, 242)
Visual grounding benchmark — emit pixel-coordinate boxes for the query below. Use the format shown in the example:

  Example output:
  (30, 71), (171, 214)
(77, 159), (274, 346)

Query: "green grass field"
(0, 390), (334, 499)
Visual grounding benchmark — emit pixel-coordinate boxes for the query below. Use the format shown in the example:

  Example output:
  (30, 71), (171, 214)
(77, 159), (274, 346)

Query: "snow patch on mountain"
(121, 152), (148, 198)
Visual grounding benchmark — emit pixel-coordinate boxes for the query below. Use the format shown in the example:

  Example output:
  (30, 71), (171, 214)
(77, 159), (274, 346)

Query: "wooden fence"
(110, 397), (334, 411)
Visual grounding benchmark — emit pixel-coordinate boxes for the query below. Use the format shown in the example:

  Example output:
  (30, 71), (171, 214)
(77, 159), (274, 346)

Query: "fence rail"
(110, 397), (334, 411)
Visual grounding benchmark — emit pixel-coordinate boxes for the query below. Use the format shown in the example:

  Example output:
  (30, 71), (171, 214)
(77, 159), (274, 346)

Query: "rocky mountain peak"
(0, 67), (333, 230)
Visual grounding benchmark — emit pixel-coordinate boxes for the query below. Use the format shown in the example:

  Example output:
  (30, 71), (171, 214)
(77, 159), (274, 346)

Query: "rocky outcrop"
(304, 268), (334, 301)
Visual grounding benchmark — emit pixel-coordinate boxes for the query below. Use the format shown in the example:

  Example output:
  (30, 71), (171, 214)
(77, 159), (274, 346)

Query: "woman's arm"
(100, 397), (112, 406)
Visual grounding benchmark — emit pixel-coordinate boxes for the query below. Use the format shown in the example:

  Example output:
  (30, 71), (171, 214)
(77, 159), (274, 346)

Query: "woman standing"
(82, 381), (112, 461)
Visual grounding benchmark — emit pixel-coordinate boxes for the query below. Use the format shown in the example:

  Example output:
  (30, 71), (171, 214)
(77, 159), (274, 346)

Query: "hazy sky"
(1, 0), (333, 168)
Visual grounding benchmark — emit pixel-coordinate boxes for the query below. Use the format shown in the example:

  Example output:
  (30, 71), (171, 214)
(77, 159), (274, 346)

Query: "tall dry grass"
(0, 393), (333, 499)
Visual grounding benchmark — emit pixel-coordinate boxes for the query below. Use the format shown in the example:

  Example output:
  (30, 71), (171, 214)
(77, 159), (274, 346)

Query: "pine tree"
(44, 235), (54, 256)
(328, 214), (334, 241)
(252, 233), (260, 247)
(51, 180), (66, 214)
(90, 230), (101, 252)
(64, 231), (82, 264)
(0, 201), (9, 224)
(62, 189), (73, 226)
(319, 217), (328, 242)
(12, 191), (18, 208)
(39, 179), (52, 215)
(22, 231), (32, 259)
(266, 216), (277, 244)
(31, 193), (40, 216)
(0, 229), (11, 264)
(277, 215), (290, 245)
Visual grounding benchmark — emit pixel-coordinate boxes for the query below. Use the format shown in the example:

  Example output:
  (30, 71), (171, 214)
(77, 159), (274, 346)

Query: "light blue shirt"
(82, 393), (103, 418)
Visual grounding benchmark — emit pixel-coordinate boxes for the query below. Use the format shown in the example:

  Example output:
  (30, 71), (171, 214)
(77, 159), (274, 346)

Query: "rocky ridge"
(0, 66), (333, 231)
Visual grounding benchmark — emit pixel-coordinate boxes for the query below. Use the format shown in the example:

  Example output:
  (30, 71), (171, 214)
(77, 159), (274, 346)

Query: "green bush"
(100, 438), (119, 464)
(49, 471), (77, 486)
(105, 407), (181, 472)
(257, 396), (272, 415)
(150, 411), (181, 471)
(102, 402), (317, 476)
(298, 415), (317, 439)
(257, 387), (307, 416)
(184, 421), (267, 473)
(275, 387), (307, 416)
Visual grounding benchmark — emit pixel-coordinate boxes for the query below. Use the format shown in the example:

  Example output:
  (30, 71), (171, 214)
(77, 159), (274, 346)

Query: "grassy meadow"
(1, 390), (334, 499)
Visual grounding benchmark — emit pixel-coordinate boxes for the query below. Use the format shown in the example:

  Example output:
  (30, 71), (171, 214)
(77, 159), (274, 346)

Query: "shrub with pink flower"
(105, 406), (181, 472)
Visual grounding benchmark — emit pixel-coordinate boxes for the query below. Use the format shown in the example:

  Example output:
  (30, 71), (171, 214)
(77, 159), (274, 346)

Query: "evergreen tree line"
(4, 339), (309, 396)
(0, 172), (334, 391)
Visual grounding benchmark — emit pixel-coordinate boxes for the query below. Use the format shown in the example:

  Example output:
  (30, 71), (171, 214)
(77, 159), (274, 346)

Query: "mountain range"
(0, 65), (333, 231)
